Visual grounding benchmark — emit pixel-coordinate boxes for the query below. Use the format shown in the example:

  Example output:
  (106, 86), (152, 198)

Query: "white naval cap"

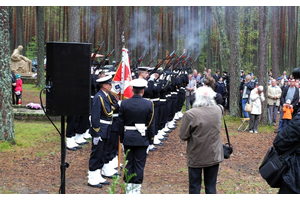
(105, 71), (116, 76)
(130, 78), (148, 88)
(138, 66), (150, 72)
(96, 75), (114, 84)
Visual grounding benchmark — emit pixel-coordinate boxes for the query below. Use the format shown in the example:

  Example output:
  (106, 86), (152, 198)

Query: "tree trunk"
(212, 6), (230, 72)
(288, 6), (296, 73)
(8, 6), (14, 54)
(271, 6), (280, 80)
(69, 6), (80, 42)
(115, 6), (124, 60)
(36, 6), (45, 88)
(0, 6), (15, 141)
(258, 6), (268, 125)
(229, 6), (241, 117)
(16, 6), (25, 52)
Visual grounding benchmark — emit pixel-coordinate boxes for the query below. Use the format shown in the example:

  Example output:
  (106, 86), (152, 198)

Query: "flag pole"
(118, 32), (125, 171)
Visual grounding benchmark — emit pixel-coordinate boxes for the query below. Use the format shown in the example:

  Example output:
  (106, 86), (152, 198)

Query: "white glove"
(149, 74), (155, 81)
(160, 74), (165, 80)
(146, 145), (151, 154)
(93, 137), (102, 145)
(118, 100), (122, 106)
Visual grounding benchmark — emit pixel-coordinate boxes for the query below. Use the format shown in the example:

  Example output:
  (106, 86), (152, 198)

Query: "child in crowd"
(282, 99), (293, 128)
(15, 74), (23, 105)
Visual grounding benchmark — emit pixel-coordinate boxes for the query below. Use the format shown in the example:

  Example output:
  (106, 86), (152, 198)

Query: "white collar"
(101, 89), (108, 97)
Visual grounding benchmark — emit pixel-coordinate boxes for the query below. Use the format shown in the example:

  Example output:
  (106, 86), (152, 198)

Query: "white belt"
(166, 94), (171, 97)
(150, 98), (160, 101)
(113, 114), (119, 118)
(160, 99), (166, 102)
(125, 126), (147, 130)
(143, 98), (150, 100)
(100, 119), (113, 125)
(180, 87), (185, 90)
(171, 92), (178, 95)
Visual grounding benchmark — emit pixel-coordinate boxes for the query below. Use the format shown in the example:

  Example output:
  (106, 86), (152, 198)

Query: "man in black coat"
(273, 111), (300, 194)
(87, 75), (115, 188)
(118, 78), (155, 194)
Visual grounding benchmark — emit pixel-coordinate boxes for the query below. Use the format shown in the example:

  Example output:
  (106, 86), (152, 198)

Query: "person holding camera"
(240, 75), (255, 118)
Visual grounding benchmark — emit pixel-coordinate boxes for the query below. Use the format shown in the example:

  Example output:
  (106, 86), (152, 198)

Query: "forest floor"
(1, 84), (280, 194)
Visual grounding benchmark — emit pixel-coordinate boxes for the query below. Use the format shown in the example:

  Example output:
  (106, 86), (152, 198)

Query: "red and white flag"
(112, 48), (133, 99)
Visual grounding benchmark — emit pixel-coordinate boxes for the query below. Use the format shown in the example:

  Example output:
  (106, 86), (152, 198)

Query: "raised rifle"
(164, 50), (177, 69)
(91, 41), (104, 63)
(147, 53), (158, 66)
(165, 52), (186, 71)
(94, 49), (115, 71)
(149, 50), (175, 76)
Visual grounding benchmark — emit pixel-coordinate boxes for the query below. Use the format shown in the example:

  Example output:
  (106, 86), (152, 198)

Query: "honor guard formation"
(65, 48), (192, 193)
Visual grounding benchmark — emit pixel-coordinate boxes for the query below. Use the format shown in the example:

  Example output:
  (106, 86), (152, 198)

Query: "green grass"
(23, 83), (44, 95)
(0, 121), (60, 153)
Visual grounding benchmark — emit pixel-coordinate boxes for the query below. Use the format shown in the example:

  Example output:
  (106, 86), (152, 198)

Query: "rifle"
(164, 50), (176, 69)
(149, 50), (175, 76)
(135, 50), (148, 67)
(165, 51), (186, 71)
(94, 49), (115, 71)
(147, 53), (158, 66)
(190, 55), (200, 67)
(91, 41), (104, 63)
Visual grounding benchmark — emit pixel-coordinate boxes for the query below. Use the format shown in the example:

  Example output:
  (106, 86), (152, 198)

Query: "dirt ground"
(2, 88), (279, 194)
(1, 119), (279, 194)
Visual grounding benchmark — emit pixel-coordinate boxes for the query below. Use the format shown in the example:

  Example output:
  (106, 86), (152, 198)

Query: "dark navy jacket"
(118, 95), (155, 146)
(90, 89), (113, 139)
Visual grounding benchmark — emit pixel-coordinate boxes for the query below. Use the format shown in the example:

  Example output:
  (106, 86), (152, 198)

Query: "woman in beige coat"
(178, 86), (224, 194)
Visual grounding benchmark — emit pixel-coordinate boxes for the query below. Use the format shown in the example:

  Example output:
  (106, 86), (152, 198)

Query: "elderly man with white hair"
(178, 86), (224, 194)
(249, 85), (265, 133)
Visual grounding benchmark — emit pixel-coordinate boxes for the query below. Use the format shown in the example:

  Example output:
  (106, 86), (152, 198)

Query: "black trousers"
(153, 102), (160, 135)
(66, 116), (77, 137)
(89, 138), (109, 171)
(76, 115), (89, 134)
(188, 164), (219, 194)
(177, 90), (185, 112)
(123, 146), (148, 184)
(107, 130), (119, 161)
(158, 101), (166, 130)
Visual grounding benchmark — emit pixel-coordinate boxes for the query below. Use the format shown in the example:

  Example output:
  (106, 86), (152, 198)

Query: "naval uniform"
(150, 78), (162, 136)
(107, 92), (120, 162)
(158, 79), (168, 131)
(118, 94), (155, 184)
(89, 89), (113, 171)
(177, 75), (188, 114)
